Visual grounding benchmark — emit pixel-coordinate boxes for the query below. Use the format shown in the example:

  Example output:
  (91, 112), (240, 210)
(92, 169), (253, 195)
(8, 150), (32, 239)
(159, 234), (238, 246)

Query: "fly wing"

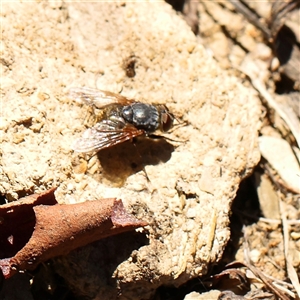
(68, 87), (135, 108)
(72, 120), (145, 153)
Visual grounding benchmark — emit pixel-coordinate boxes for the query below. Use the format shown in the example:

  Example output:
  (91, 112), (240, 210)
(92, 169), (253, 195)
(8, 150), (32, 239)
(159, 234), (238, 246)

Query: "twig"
(227, 0), (271, 40)
(243, 226), (291, 300)
(250, 78), (300, 148)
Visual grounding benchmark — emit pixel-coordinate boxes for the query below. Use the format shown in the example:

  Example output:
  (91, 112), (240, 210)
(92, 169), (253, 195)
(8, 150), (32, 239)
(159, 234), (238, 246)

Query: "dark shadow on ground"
(97, 136), (175, 184)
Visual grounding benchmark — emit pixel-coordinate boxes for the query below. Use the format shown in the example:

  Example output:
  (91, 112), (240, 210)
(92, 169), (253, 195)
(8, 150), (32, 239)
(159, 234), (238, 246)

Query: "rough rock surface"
(1, 1), (261, 299)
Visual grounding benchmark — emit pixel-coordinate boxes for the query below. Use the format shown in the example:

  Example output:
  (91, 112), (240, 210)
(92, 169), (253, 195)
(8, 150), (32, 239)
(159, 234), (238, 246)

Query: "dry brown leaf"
(259, 136), (300, 193)
(254, 172), (280, 219)
(0, 189), (147, 279)
(210, 267), (250, 295)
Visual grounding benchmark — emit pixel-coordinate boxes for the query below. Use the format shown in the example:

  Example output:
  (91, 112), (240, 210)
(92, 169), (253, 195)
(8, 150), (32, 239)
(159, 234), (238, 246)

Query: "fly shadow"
(96, 136), (175, 184)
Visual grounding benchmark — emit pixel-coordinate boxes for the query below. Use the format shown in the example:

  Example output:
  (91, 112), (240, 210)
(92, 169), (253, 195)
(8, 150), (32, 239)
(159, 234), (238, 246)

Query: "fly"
(69, 87), (175, 153)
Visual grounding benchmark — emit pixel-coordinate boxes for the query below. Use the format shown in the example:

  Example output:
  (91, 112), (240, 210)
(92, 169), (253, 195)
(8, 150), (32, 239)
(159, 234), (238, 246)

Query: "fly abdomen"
(122, 103), (159, 132)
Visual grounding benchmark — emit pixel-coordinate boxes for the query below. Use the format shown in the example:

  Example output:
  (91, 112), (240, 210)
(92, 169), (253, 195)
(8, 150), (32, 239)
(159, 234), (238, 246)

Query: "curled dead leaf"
(0, 188), (147, 279)
(210, 268), (250, 295)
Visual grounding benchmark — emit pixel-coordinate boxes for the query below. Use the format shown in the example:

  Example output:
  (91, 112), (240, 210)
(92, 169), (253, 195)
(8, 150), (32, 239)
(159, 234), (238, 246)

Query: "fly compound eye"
(161, 109), (174, 132)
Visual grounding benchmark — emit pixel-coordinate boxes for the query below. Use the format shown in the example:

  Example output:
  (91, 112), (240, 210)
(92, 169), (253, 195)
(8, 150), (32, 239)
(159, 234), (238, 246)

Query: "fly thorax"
(122, 103), (159, 132)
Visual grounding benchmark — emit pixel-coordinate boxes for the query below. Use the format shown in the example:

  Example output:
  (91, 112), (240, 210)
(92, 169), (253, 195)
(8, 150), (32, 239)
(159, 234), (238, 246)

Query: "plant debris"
(0, 188), (147, 279)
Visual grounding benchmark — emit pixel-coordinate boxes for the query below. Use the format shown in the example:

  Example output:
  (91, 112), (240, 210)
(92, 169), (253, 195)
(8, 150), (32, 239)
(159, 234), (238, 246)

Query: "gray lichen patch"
(1, 2), (261, 299)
